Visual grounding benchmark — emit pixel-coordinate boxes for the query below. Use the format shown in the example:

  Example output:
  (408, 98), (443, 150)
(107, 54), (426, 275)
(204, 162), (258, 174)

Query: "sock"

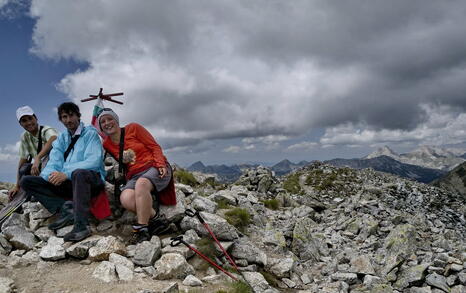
(132, 223), (148, 231)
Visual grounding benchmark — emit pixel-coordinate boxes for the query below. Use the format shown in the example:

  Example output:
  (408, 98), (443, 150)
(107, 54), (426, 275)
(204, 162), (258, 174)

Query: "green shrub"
(216, 198), (232, 209)
(262, 199), (280, 210)
(283, 172), (302, 194)
(174, 169), (198, 186)
(224, 208), (251, 232)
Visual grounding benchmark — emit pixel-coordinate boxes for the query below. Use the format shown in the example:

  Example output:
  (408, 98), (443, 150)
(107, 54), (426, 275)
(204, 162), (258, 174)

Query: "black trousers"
(20, 169), (104, 223)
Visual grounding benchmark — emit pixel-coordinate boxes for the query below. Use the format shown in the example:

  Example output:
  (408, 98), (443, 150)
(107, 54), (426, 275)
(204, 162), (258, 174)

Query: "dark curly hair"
(57, 102), (81, 120)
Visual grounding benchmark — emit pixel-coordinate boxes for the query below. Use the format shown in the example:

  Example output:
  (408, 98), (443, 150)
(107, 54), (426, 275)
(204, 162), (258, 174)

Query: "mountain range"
(324, 155), (446, 183)
(365, 145), (465, 170)
(431, 161), (466, 196)
(186, 145), (465, 183)
(187, 159), (310, 182)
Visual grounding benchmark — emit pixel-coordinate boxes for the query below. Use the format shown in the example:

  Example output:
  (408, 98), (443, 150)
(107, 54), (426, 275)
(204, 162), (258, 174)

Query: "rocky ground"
(0, 162), (465, 293)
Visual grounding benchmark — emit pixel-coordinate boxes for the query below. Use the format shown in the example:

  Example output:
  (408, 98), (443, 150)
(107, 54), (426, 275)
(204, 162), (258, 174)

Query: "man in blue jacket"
(21, 102), (106, 242)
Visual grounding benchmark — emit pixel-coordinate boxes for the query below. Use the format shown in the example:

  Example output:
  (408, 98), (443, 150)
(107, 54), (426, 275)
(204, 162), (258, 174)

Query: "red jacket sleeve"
(132, 123), (166, 168)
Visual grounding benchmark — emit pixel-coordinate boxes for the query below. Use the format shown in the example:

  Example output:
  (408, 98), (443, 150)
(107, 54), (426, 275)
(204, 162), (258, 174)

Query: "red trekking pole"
(170, 236), (238, 281)
(184, 209), (239, 272)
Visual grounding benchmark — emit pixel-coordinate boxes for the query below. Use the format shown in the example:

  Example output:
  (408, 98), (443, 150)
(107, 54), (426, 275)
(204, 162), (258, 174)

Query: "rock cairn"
(0, 162), (465, 293)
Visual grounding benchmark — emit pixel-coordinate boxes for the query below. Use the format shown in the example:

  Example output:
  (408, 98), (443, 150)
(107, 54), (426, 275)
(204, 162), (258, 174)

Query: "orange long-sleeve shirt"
(103, 123), (168, 179)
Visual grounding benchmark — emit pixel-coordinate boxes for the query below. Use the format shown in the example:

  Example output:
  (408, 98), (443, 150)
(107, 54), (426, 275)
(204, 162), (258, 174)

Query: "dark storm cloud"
(31, 0), (466, 149)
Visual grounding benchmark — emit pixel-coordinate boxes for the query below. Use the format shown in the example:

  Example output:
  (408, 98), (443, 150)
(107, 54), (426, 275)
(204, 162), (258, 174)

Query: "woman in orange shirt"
(98, 108), (176, 244)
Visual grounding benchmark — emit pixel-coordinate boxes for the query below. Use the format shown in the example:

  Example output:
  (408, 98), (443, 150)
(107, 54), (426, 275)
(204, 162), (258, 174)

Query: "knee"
(135, 178), (153, 193)
(120, 193), (135, 210)
(71, 169), (91, 181)
(19, 175), (37, 190)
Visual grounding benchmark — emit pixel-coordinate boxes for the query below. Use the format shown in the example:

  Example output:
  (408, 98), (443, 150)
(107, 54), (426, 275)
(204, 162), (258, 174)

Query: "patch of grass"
(262, 199), (280, 210)
(260, 271), (279, 288)
(195, 237), (217, 257)
(203, 177), (221, 188)
(224, 208), (251, 232)
(283, 172), (302, 194)
(174, 169), (198, 186)
(227, 281), (253, 293)
(193, 237), (217, 271)
(305, 169), (338, 191)
(216, 198), (232, 209)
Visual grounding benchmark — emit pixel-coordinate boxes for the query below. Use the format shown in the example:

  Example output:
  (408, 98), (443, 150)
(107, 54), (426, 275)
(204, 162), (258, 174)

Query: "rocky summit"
(0, 162), (465, 293)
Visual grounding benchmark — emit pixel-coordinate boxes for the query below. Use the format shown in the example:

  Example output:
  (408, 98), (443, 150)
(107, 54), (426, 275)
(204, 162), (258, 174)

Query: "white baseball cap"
(16, 106), (35, 121)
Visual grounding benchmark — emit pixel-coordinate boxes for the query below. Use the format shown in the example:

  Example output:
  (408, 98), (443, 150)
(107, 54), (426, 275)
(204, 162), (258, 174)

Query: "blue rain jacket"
(40, 122), (106, 182)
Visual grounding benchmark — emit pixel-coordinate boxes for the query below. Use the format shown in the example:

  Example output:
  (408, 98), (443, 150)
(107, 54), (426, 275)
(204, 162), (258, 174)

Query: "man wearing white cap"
(8, 106), (58, 200)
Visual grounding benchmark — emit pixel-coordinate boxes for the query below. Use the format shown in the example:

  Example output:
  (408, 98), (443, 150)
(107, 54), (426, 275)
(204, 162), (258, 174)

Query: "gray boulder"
(180, 212), (238, 241)
(231, 239), (267, 266)
(266, 257), (294, 278)
(2, 226), (37, 251)
(132, 237), (161, 266)
(66, 235), (102, 259)
(291, 217), (328, 262)
(192, 196), (217, 213)
(426, 273), (450, 292)
(92, 261), (117, 283)
(153, 253), (195, 280)
(39, 236), (66, 261)
(182, 274), (203, 286)
(88, 236), (126, 261)
(0, 277), (15, 293)
(242, 271), (279, 293)
(394, 263), (430, 290)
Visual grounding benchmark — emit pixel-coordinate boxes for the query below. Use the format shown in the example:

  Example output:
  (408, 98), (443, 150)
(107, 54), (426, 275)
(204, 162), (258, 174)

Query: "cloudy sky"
(1, 0), (466, 182)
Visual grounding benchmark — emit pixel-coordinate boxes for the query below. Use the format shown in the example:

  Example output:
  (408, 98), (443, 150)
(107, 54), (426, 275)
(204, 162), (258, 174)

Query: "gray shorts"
(122, 165), (172, 193)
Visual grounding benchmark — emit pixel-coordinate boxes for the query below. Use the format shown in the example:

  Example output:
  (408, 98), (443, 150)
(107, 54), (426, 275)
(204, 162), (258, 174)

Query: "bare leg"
(120, 189), (136, 213)
(134, 177), (156, 225)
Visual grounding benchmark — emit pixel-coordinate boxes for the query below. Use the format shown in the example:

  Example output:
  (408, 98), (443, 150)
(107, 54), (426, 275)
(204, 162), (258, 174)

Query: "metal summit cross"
(81, 88), (124, 105)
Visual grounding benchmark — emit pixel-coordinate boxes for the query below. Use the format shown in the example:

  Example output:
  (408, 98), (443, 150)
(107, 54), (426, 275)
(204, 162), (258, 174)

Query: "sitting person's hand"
(31, 157), (41, 176)
(48, 171), (67, 186)
(8, 185), (20, 201)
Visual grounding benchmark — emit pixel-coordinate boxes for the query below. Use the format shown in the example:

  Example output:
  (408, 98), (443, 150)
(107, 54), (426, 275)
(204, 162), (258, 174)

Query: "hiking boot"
(48, 201), (74, 231)
(148, 214), (170, 235)
(129, 225), (151, 245)
(48, 213), (74, 230)
(63, 221), (91, 242)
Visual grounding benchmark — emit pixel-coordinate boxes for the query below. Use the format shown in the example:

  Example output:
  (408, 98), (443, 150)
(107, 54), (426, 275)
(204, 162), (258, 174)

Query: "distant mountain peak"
(365, 145), (399, 159)
(276, 159), (292, 165)
(188, 161), (206, 171)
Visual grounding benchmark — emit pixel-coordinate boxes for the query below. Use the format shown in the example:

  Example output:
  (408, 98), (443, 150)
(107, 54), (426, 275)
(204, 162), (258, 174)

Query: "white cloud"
(286, 141), (319, 151)
(320, 105), (466, 146)
(223, 146), (241, 153)
(0, 0), (9, 8)
(242, 135), (290, 145)
(0, 142), (20, 162)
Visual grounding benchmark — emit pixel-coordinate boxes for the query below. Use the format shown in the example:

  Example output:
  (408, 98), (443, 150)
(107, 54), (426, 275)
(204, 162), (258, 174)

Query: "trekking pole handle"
(185, 209), (196, 217)
(185, 209), (205, 223)
(170, 236), (184, 247)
